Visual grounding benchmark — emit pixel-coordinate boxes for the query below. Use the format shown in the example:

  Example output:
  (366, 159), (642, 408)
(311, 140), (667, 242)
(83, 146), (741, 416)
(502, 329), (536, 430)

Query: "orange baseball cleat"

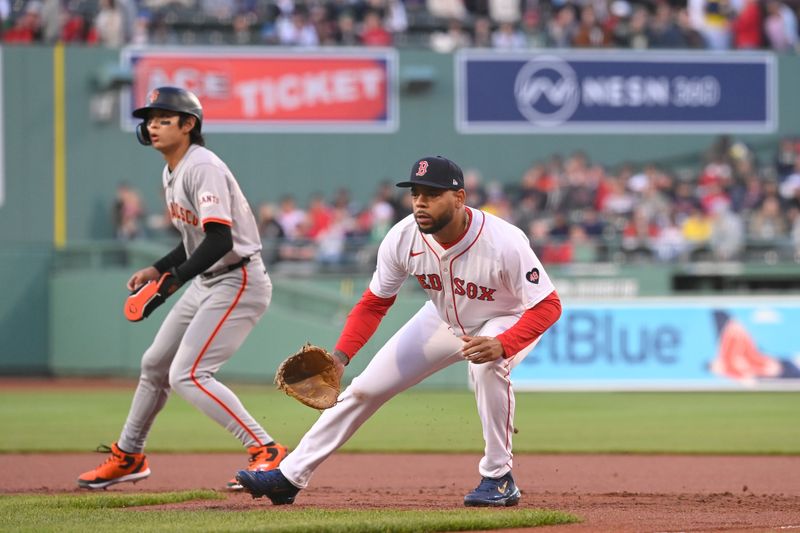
(227, 443), (288, 491)
(77, 442), (150, 489)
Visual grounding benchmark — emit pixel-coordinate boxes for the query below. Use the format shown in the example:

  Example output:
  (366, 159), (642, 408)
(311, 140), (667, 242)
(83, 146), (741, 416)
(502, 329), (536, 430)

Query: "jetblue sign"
(512, 300), (800, 391)
(456, 51), (776, 134)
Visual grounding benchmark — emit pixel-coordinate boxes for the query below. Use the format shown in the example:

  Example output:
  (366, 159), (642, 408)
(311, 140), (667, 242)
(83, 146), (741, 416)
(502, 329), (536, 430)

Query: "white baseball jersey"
(163, 144), (261, 270)
(369, 207), (555, 334)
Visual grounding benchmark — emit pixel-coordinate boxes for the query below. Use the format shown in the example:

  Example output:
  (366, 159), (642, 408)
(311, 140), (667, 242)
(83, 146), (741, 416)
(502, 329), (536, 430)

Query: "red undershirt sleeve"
(334, 288), (397, 360)
(496, 290), (562, 358)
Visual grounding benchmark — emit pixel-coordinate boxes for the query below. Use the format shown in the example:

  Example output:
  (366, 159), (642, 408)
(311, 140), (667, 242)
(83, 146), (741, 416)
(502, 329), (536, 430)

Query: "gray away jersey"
(162, 145), (261, 271)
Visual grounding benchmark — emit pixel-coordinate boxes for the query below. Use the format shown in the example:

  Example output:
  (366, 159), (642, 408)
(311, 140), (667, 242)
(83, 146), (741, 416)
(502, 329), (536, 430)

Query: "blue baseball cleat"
(463, 471), (521, 507)
(234, 469), (300, 505)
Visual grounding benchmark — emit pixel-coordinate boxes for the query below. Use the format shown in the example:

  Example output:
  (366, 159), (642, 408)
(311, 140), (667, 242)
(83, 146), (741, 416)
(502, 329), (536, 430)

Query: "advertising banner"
(513, 300), (800, 390)
(456, 51), (776, 134)
(121, 47), (398, 133)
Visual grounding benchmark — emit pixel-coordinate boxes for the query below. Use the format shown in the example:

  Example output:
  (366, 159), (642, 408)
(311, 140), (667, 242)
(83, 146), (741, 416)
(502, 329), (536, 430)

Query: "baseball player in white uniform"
(236, 155), (562, 506)
(77, 87), (287, 490)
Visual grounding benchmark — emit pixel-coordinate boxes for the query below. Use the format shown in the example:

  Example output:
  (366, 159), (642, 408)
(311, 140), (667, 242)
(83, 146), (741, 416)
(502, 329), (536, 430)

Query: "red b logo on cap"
(148, 89), (160, 104)
(416, 161), (429, 176)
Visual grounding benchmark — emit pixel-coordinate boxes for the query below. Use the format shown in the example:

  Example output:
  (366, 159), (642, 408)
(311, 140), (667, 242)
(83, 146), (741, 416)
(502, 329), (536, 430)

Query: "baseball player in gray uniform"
(236, 156), (562, 506)
(77, 87), (286, 490)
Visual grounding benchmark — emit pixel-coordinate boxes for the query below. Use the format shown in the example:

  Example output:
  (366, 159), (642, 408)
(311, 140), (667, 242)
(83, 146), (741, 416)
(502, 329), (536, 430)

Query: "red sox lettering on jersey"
(415, 274), (496, 301)
(370, 207), (555, 335)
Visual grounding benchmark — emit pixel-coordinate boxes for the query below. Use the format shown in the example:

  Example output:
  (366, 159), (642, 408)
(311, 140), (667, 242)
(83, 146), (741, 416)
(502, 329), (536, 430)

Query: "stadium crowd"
(2, 0), (800, 52)
(113, 135), (800, 270)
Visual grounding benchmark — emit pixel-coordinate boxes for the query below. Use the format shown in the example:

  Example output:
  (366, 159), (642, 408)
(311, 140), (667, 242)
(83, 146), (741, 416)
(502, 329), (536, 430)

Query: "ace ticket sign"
(121, 47), (398, 133)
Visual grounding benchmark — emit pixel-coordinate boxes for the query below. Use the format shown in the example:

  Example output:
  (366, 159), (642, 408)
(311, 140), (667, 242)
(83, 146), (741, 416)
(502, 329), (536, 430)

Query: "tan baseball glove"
(275, 343), (341, 410)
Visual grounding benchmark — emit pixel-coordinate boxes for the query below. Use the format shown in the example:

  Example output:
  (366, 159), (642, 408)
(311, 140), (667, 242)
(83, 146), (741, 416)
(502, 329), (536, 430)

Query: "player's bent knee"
(167, 372), (196, 396)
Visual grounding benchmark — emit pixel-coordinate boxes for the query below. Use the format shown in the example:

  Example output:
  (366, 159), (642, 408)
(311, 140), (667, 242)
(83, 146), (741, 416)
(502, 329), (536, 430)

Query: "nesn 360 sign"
(456, 51), (775, 134)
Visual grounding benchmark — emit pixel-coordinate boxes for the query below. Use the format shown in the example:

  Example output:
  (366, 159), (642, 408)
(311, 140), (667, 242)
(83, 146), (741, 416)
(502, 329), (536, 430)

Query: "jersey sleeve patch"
(199, 191), (221, 207)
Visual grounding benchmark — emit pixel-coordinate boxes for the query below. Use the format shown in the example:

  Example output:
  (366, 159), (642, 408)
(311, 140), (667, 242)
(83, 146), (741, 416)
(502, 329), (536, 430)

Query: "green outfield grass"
(0, 387), (797, 454)
(0, 492), (579, 533)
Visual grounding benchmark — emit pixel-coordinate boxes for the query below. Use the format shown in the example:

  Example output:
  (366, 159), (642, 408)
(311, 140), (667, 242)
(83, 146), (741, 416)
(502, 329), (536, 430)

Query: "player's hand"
(460, 336), (505, 364)
(127, 266), (161, 292)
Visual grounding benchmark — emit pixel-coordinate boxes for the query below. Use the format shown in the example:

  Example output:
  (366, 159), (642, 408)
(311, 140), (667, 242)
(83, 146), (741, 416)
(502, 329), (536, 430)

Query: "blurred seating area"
(2, 0), (800, 51)
(112, 134), (800, 274)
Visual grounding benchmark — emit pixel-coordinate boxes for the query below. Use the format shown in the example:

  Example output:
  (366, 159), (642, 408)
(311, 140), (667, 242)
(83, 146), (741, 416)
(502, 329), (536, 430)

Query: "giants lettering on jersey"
(415, 274), (496, 301)
(199, 191), (220, 206)
(169, 201), (199, 226)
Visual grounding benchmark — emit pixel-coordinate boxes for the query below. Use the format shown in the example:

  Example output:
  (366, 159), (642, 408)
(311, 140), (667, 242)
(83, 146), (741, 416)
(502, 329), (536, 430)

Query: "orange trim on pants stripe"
(189, 265), (263, 447)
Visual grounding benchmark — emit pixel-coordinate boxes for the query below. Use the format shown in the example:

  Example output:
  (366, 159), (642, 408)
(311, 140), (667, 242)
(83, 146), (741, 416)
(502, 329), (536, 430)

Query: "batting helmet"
(133, 87), (203, 146)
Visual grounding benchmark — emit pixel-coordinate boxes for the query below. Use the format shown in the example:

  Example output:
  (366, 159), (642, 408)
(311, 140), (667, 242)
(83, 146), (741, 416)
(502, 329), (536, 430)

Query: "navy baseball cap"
(396, 156), (464, 190)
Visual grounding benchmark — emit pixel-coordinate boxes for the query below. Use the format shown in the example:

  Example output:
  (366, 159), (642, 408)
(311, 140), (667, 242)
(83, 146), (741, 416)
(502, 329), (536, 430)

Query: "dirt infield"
(2, 452), (799, 531)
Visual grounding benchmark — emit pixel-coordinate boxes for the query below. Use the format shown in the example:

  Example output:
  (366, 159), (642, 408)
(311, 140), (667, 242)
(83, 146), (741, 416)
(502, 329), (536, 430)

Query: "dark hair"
(178, 114), (205, 146)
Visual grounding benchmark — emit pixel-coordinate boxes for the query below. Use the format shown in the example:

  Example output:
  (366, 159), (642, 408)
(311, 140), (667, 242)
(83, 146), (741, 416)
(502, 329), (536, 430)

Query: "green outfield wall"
(2, 46), (800, 378)
(47, 268), (466, 387)
(2, 47), (800, 245)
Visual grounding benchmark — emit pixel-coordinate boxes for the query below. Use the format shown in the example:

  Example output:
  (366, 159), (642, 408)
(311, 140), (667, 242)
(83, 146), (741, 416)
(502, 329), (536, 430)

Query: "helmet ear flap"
(136, 122), (151, 145)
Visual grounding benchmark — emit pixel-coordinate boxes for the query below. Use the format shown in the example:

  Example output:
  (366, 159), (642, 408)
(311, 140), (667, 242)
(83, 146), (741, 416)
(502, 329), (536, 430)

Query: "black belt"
(201, 257), (251, 280)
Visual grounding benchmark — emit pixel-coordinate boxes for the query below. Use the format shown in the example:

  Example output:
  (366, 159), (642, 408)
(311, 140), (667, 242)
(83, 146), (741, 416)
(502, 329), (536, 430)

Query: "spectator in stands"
(92, 0), (127, 47)
(649, 0), (690, 48)
(731, 0), (765, 49)
(520, 7), (545, 47)
(622, 207), (659, 260)
(546, 4), (577, 47)
(599, 175), (635, 217)
(748, 195), (788, 241)
(276, 4), (319, 46)
(480, 180), (513, 220)
(464, 168), (488, 207)
(779, 154), (800, 200)
(360, 8), (392, 46)
(653, 212), (688, 262)
(430, 17), (472, 52)
(258, 202), (285, 240)
(681, 203), (713, 258)
(276, 194), (307, 240)
(764, 0), (799, 52)
(113, 182), (145, 240)
(625, 4), (651, 48)
(675, 6), (707, 48)
(774, 137), (797, 179)
(733, 171), (766, 214)
(383, 0), (409, 37)
(3, 1), (42, 43)
(687, 0), (732, 49)
(305, 193), (334, 240)
(472, 15), (493, 47)
(572, 4), (612, 47)
(40, 0), (62, 43)
(257, 202), (285, 264)
(310, 3), (337, 45)
(315, 205), (353, 265)
(709, 202), (744, 260)
(491, 19), (526, 48)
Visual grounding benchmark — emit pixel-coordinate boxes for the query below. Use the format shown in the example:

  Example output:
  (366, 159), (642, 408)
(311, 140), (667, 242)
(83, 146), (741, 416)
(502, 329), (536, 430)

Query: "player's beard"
(416, 210), (453, 235)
